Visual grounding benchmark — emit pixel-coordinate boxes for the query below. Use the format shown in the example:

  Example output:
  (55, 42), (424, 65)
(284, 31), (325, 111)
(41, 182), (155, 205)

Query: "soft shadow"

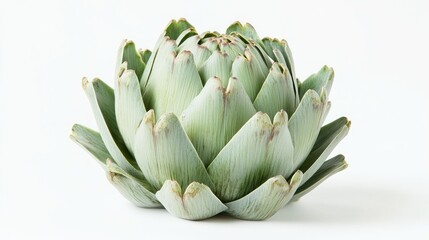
(133, 205), (238, 223)
(128, 185), (414, 223)
(270, 185), (410, 223)
(203, 212), (238, 223)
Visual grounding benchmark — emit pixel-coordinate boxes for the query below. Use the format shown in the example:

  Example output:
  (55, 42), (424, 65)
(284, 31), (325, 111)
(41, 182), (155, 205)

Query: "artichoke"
(70, 18), (350, 220)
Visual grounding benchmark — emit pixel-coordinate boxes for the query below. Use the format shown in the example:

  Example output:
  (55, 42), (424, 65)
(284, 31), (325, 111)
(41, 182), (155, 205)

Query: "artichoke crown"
(71, 18), (350, 220)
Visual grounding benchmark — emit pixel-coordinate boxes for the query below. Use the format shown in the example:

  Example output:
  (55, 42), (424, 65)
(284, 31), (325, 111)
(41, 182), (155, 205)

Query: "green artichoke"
(70, 18), (350, 220)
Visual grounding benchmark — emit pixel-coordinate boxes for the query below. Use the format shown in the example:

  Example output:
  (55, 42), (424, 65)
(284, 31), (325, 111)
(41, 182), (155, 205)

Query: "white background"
(1, 0), (429, 239)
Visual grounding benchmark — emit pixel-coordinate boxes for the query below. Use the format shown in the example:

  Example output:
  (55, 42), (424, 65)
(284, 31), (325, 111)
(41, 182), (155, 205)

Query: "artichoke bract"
(71, 19), (350, 220)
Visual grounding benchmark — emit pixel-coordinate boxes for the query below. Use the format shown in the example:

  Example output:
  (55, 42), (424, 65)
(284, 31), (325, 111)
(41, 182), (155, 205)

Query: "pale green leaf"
(178, 35), (212, 68)
(181, 77), (256, 166)
(143, 40), (203, 118)
(200, 31), (220, 39)
(200, 38), (219, 52)
(156, 180), (227, 220)
(228, 30), (271, 67)
(82, 78), (143, 179)
(106, 160), (160, 208)
(164, 18), (194, 40)
(253, 63), (297, 119)
(288, 90), (326, 171)
(273, 48), (287, 69)
(226, 21), (260, 42)
(262, 38), (299, 105)
(252, 42), (273, 70)
(226, 171), (302, 220)
(321, 101), (332, 126)
(299, 65), (334, 99)
(134, 111), (212, 190)
(70, 124), (111, 168)
(116, 40), (145, 80)
(176, 28), (198, 46)
(138, 49), (152, 65)
(261, 38), (275, 60)
(299, 117), (350, 185)
(292, 155), (348, 201)
(198, 51), (232, 87)
(228, 35), (247, 50)
(283, 40), (296, 82)
(114, 69), (146, 155)
(270, 39), (296, 80)
(140, 35), (166, 89)
(246, 44), (270, 78)
(231, 49), (266, 101)
(219, 41), (244, 60)
(207, 111), (295, 202)
(142, 37), (176, 104)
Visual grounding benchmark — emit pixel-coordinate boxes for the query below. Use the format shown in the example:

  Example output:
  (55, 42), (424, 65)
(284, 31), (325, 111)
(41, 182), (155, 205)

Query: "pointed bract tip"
(171, 181), (182, 195)
(123, 39), (134, 46)
(69, 128), (77, 141)
(320, 88), (328, 103)
(184, 182), (207, 198)
(119, 69), (137, 86)
(209, 76), (222, 83)
(346, 120), (352, 129)
(106, 158), (114, 166)
(117, 62), (128, 78)
(270, 175), (288, 188)
(254, 111), (272, 125)
(270, 62), (283, 73)
(81, 77), (90, 88)
(156, 112), (179, 131)
(177, 17), (188, 22)
(176, 50), (194, 61)
(273, 110), (288, 125)
(226, 76), (245, 94)
(290, 170), (303, 186)
(70, 123), (78, 133)
(164, 18), (194, 36)
(143, 109), (156, 126)
(230, 21), (243, 27)
(245, 22), (255, 28)
(272, 38), (281, 43)
(106, 171), (115, 182)
(321, 64), (331, 71)
(303, 89), (322, 103)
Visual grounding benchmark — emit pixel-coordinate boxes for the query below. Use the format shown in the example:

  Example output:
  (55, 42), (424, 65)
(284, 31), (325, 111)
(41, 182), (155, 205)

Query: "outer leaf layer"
(181, 77), (256, 166)
(115, 69), (146, 155)
(299, 65), (334, 99)
(288, 90), (326, 171)
(107, 160), (160, 208)
(207, 111), (295, 202)
(156, 180), (227, 220)
(226, 171), (302, 220)
(292, 154), (348, 201)
(82, 78), (143, 179)
(70, 124), (111, 168)
(299, 117), (350, 185)
(134, 111), (212, 190)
